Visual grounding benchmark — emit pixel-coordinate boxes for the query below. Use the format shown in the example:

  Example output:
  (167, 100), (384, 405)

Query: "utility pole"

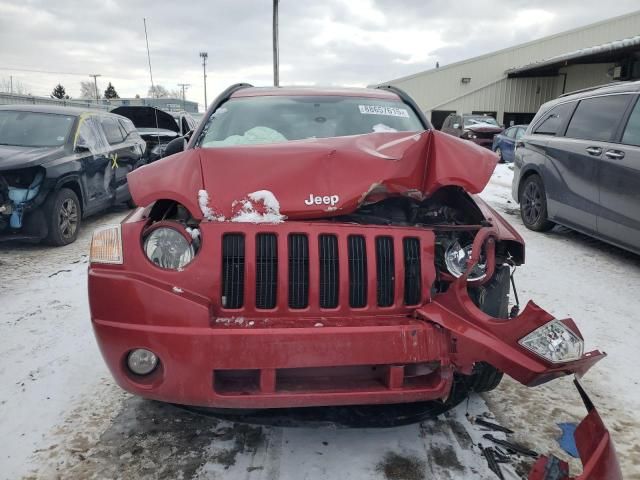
(199, 52), (208, 108)
(9, 75), (13, 94)
(89, 74), (101, 102)
(273, 0), (279, 86)
(177, 83), (191, 110)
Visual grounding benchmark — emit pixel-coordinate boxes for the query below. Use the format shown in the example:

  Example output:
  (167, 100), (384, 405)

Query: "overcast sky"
(0, 0), (638, 110)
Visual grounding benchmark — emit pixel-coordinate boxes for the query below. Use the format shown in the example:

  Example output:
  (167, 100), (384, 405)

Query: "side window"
(118, 118), (137, 137)
(533, 102), (575, 136)
(182, 117), (190, 134)
(76, 116), (110, 153)
(565, 95), (630, 142)
(101, 116), (124, 145)
(505, 127), (516, 139)
(515, 127), (525, 140)
(621, 98), (640, 147)
(442, 116), (451, 128)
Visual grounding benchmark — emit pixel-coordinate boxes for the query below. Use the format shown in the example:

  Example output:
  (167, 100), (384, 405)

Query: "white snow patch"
(231, 190), (286, 224)
(314, 322), (324, 327)
(172, 286), (183, 294)
(185, 227), (200, 240)
(198, 189), (225, 222)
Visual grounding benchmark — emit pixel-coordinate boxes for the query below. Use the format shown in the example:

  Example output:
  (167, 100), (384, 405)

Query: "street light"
(199, 52), (208, 108)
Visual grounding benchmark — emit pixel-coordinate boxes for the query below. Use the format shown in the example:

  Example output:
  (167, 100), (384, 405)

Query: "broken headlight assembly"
(444, 240), (487, 281)
(519, 320), (584, 363)
(143, 222), (199, 270)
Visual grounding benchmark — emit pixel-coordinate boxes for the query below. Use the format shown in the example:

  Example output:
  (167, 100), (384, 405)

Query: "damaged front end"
(0, 166), (47, 239)
(90, 128), (620, 478)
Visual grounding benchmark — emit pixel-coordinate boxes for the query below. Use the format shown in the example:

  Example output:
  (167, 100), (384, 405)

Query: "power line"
(0, 66), (97, 77)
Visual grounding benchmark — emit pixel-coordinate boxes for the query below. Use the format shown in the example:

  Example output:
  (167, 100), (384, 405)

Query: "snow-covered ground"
(1, 166), (638, 479)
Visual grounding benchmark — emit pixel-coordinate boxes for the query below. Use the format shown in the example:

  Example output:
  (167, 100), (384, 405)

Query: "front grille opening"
(403, 237), (421, 305)
(348, 235), (367, 308)
(214, 369), (259, 394)
(221, 234), (245, 309)
(376, 236), (395, 307)
(288, 234), (309, 309)
(255, 233), (278, 309)
(319, 234), (339, 308)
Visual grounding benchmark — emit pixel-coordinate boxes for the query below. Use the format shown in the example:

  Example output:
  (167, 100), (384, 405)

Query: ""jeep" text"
(304, 194), (339, 206)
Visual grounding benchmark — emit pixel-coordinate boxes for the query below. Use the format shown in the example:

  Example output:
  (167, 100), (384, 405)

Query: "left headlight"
(444, 240), (487, 281)
(519, 320), (584, 363)
(144, 226), (194, 270)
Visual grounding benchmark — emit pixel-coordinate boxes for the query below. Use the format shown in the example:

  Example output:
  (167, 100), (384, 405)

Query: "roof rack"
(559, 80), (636, 97)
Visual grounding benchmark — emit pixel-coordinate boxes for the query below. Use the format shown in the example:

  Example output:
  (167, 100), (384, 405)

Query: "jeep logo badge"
(305, 194), (340, 206)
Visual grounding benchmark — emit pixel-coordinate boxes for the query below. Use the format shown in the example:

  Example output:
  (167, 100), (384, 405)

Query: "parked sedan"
(513, 80), (640, 254)
(0, 105), (146, 245)
(491, 124), (527, 163)
(441, 113), (503, 148)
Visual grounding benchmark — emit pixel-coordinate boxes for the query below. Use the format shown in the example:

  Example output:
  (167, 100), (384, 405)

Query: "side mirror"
(164, 136), (186, 157)
(453, 123), (460, 129)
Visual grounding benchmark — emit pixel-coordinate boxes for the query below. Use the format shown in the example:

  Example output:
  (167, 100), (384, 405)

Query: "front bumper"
(89, 266), (604, 408)
(528, 380), (622, 480)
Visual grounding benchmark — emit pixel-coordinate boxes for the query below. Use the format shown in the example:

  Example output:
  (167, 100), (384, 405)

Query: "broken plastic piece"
(473, 417), (515, 434)
(483, 434), (538, 457)
(481, 445), (505, 480)
(557, 422), (579, 458)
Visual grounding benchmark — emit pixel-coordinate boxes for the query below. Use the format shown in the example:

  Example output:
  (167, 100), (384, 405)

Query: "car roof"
(230, 86), (401, 100)
(0, 104), (118, 117)
(541, 80), (640, 112)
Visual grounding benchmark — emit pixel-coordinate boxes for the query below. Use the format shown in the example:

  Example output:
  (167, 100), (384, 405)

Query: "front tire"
(519, 174), (554, 232)
(44, 188), (81, 246)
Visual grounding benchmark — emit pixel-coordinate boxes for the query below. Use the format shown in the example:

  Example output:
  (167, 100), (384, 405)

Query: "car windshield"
(464, 116), (499, 127)
(0, 110), (75, 147)
(198, 95), (424, 148)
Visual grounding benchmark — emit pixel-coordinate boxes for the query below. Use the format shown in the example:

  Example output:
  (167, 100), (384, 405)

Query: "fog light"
(519, 320), (584, 363)
(127, 349), (158, 375)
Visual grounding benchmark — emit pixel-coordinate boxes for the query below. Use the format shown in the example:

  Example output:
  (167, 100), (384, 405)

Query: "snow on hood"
(127, 130), (498, 221)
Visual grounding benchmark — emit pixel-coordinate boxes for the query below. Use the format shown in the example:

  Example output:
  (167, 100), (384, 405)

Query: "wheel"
(495, 147), (503, 163)
(519, 174), (554, 232)
(44, 188), (81, 246)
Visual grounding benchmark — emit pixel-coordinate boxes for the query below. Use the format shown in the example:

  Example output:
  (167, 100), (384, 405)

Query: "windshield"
(0, 111), (75, 147)
(464, 116), (499, 127)
(198, 95), (424, 148)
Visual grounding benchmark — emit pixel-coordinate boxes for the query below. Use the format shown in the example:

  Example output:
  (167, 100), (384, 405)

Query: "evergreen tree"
(51, 84), (68, 99)
(103, 82), (119, 99)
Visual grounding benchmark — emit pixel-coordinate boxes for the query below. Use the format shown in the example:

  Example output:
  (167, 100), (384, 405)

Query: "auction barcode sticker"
(358, 105), (409, 118)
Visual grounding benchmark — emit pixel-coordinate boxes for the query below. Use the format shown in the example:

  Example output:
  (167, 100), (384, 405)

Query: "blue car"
(492, 124), (527, 163)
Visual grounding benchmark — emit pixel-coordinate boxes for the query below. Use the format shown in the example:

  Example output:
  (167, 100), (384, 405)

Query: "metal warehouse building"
(379, 10), (640, 129)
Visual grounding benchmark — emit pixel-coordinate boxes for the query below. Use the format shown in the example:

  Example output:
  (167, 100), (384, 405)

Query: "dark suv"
(512, 81), (640, 254)
(441, 113), (503, 148)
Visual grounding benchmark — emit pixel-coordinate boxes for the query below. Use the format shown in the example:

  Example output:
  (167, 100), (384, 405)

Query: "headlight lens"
(519, 320), (584, 363)
(444, 241), (487, 281)
(144, 226), (194, 269)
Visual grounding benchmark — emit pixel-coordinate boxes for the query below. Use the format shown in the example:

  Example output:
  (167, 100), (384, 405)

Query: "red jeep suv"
(89, 84), (620, 479)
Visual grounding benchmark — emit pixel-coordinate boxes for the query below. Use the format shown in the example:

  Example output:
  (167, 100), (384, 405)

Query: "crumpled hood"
(0, 144), (65, 171)
(111, 106), (180, 134)
(128, 130), (498, 220)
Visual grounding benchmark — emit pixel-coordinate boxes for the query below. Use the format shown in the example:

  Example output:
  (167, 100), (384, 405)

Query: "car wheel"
(44, 188), (81, 246)
(519, 174), (554, 232)
(495, 147), (503, 163)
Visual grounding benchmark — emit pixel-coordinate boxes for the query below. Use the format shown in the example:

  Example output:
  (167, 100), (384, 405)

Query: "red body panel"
(127, 131), (498, 221)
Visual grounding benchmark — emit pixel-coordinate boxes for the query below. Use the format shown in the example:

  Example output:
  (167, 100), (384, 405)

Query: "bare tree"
(80, 80), (100, 99)
(0, 77), (29, 95)
(147, 84), (169, 98)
